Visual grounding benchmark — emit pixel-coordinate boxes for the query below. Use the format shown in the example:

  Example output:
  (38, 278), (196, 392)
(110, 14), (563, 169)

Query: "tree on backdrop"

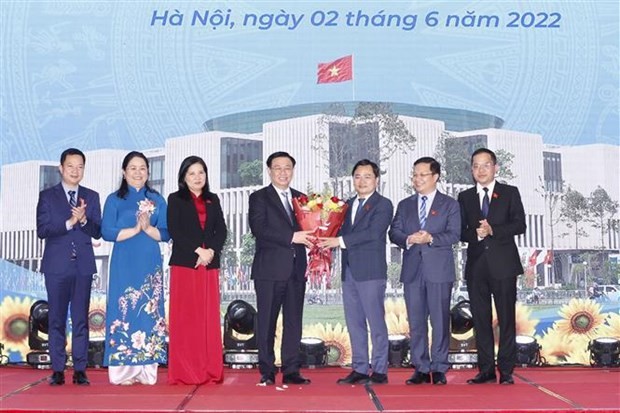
(560, 187), (589, 249)
(238, 160), (263, 186)
(588, 186), (619, 249)
(535, 176), (567, 284)
(312, 102), (416, 198)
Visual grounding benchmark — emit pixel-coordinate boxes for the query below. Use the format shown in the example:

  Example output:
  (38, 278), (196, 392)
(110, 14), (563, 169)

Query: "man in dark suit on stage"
(389, 157), (460, 385)
(320, 159), (393, 385)
(36, 148), (102, 386)
(249, 151), (313, 386)
(458, 148), (526, 385)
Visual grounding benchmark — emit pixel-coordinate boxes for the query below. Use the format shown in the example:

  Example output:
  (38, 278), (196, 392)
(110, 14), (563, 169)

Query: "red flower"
(430, 210), (438, 216)
(316, 203), (323, 209)
(364, 204), (371, 211)
(492, 192), (499, 199)
(331, 196), (339, 203)
(299, 194), (309, 204)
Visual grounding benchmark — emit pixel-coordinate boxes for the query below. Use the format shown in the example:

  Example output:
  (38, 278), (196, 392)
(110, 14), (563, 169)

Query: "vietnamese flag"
(317, 55), (353, 84)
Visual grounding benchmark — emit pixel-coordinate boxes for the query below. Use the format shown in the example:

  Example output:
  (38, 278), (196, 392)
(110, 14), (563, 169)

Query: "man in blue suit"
(320, 159), (393, 385)
(389, 157), (460, 385)
(36, 148), (101, 386)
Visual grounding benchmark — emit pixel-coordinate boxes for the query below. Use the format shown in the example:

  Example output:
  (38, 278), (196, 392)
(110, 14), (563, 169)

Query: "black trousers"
(467, 253), (517, 375)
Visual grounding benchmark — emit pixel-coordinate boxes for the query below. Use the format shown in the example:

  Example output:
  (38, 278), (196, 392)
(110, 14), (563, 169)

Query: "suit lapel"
(352, 192), (377, 228)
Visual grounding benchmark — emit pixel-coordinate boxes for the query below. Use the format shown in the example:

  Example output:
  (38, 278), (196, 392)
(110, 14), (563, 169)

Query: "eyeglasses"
(270, 167), (293, 173)
(412, 172), (434, 179)
(472, 163), (494, 171)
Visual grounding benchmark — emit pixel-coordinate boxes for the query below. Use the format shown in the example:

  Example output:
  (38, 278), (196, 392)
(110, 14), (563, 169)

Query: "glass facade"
(220, 138), (262, 189)
(543, 151), (563, 193)
(148, 156), (165, 194)
(39, 165), (61, 191)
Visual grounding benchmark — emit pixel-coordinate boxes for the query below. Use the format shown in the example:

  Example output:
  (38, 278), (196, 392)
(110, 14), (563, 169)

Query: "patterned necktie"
(68, 190), (78, 258)
(481, 187), (490, 218)
(281, 191), (293, 224)
(353, 198), (365, 224)
(419, 195), (428, 229)
(68, 190), (77, 207)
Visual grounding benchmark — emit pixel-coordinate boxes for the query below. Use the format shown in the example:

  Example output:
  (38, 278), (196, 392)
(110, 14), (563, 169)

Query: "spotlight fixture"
(299, 337), (327, 368)
(588, 337), (620, 367)
(223, 300), (258, 367)
(388, 334), (409, 367)
(515, 335), (542, 367)
(449, 300), (477, 367)
(28, 300), (49, 351)
(27, 300), (51, 368)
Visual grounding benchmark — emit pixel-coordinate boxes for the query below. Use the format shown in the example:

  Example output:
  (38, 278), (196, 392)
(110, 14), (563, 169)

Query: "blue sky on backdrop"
(1, 1), (618, 164)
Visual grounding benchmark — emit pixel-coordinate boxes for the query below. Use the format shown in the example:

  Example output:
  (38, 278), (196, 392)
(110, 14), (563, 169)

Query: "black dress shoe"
(432, 371), (447, 385)
(337, 371), (370, 385)
(72, 371), (90, 386)
(49, 371), (65, 386)
(499, 373), (514, 385)
(259, 374), (275, 385)
(467, 372), (497, 384)
(282, 372), (311, 385)
(369, 372), (388, 384)
(405, 371), (431, 385)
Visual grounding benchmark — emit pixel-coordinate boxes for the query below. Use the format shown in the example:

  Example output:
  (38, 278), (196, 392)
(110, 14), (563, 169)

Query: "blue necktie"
(481, 187), (490, 218)
(68, 190), (77, 207)
(353, 198), (365, 224)
(419, 195), (427, 229)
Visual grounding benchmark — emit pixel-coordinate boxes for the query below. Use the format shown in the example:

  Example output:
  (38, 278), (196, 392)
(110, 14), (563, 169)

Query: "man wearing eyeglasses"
(457, 148), (526, 385)
(248, 151), (313, 386)
(389, 157), (460, 386)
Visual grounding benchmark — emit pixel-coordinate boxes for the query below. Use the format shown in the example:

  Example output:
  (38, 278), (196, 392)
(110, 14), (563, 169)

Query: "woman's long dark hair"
(117, 151), (157, 199)
(177, 156), (213, 201)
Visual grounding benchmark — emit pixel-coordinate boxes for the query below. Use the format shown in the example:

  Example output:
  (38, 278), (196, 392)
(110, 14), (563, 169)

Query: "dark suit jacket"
(340, 192), (393, 281)
(37, 183), (102, 275)
(389, 191), (460, 284)
(458, 182), (526, 280)
(249, 185), (307, 281)
(167, 191), (227, 269)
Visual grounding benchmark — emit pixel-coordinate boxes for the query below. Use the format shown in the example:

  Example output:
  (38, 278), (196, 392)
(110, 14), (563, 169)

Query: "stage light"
(28, 300), (49, 351)
(299, 337), (327, 368)
(88, 338), (105, 368)
(515, 335), (541, 366)
(388, 334), (409, 367)
(223, 300), (258, 367)
(27, 300), (52, 368)
(588, 337), (620, 367)
(449, 300), (477, 366)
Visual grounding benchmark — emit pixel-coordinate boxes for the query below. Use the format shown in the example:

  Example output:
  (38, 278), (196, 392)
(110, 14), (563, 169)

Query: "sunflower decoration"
(302, 322), (351, 365)
(88, 295), (107, 339)
(537, 326), (577, 364)
(384, 298), (409, 336)
(598, 312), (620, 340)
(555, 298), (605, 339)
(562, 334), (592, 365)
(491, 301), (540, 347)
(0, 295), (37, 360)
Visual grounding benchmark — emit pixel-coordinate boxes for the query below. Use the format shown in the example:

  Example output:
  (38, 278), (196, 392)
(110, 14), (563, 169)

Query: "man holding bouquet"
(248, 151), (313, 386)
(320, 159), (393, 385)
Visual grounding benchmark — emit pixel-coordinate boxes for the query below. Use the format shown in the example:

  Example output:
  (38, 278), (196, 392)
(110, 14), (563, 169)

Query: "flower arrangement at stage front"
(292, 192), (348, 287)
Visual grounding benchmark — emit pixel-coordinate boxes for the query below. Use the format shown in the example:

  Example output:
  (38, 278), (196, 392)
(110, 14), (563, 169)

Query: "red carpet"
(0, 366), (618, 413)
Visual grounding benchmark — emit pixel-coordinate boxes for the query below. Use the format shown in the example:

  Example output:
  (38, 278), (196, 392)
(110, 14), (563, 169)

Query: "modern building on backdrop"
(1, 102), (618, 293)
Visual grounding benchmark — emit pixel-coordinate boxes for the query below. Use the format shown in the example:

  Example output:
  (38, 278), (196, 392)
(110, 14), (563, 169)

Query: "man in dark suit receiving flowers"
(248, 151), (313, 386)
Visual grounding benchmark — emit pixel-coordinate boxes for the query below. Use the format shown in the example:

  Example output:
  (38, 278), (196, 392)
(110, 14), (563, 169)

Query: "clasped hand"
(407, 230), (432, 245)
(69, 199), (87, 227)
(195, 247), (215, 268)
(476, 219), (493, 238)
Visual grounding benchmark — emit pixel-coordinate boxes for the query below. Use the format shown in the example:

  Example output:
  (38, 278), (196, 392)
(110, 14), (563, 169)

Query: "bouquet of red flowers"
(292, 193), (348, 287)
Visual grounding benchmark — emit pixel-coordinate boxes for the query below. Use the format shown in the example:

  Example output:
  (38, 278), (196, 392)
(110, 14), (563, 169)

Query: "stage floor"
(1, 365), (619, 413)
